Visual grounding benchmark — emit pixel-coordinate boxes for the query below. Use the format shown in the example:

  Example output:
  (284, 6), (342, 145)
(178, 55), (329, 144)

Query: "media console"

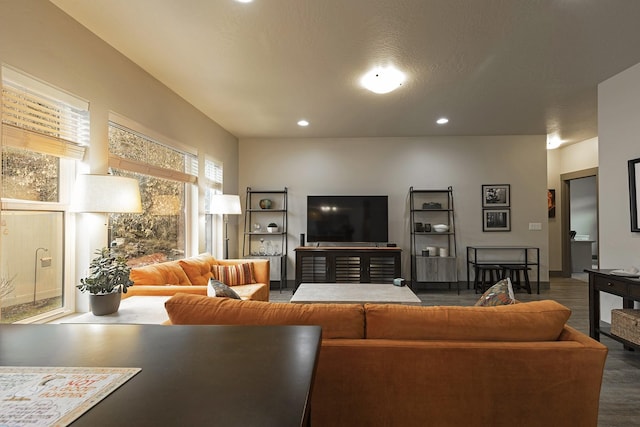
(294, 246), (401, 291)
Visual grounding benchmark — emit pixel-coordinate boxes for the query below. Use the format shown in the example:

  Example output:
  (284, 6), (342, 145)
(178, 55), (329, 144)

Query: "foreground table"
(291, 283), (422, 305)
(0, 324), (321, 426)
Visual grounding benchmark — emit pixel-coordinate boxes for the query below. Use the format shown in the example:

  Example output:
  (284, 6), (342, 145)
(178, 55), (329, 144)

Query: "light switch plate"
(528, 222), (542, 231)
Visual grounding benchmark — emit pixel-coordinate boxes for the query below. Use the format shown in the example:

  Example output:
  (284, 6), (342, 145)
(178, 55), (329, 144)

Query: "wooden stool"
(474, 265), (503, 293)
(501, 265), (532, 294)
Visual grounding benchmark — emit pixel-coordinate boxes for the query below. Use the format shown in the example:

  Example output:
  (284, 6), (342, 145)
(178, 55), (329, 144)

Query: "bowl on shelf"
(432, 224), (449, 233)
(259, 199), (273, 209)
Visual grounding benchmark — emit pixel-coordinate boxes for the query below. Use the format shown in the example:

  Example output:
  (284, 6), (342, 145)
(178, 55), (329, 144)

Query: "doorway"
(560, 168), (599, 278)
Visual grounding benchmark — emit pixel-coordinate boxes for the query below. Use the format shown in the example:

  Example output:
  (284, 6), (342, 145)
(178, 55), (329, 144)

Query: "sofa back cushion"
(365, 300), (571, 342)
(130, 261), (192, 286)
(178, 253), (217, 285)
(165, 294), (365, 339)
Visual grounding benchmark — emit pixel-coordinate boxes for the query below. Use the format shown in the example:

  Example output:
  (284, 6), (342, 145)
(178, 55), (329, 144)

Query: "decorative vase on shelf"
(259, 199), (272, 209)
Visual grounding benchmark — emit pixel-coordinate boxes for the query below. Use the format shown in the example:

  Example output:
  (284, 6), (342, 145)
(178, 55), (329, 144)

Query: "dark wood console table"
(587, 269), (640, 350)
(295, 246), (401, 291)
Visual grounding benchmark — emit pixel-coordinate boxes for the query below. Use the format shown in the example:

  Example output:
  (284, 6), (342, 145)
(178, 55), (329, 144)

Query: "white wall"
(240, 135), (550, 285)
(598, 62), (640, 319)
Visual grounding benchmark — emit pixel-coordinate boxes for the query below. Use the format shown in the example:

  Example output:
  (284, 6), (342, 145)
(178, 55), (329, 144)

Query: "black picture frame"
(548, 189), (556, 218)
(483, 209), (511, 232)
(482, 184), (510, 208)
(629, 158), (640, 232)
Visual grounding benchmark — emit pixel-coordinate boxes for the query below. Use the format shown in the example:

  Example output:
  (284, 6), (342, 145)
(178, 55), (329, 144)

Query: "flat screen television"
(307, 195), (388, 243)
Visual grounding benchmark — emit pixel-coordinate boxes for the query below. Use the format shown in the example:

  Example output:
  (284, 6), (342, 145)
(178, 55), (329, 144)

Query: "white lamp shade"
(70, 174), (143, 213)
(210, 194), (242, 215)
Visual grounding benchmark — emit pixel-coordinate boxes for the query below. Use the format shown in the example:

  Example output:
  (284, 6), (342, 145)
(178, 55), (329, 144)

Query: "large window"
(108, 122), (197, 266)
(204, 157), (224, 256)
(1, 66), (88, 323)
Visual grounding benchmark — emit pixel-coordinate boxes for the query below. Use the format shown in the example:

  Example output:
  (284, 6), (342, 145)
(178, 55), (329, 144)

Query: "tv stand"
(294, 246), (401, 291)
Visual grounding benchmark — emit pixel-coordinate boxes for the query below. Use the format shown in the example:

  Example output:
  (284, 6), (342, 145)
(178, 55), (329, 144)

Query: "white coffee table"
(290, 283), (421, 305)
(57, 296), (171, 324)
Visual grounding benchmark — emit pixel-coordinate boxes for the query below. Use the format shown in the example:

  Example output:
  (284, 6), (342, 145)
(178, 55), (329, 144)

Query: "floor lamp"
(210, 194), (242, 259)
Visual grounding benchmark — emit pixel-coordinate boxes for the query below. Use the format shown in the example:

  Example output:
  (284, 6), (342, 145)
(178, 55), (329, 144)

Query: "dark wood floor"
(273, 276), (640, 427)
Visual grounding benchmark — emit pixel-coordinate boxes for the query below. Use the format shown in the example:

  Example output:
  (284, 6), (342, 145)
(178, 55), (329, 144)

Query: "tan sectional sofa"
(125, 254), (270, 301)
(164, 294), (608, 427)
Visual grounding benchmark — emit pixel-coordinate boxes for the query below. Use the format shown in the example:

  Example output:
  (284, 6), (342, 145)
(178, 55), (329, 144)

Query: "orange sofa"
(164, 295), (608, 427)
(125, 254), (270, 301)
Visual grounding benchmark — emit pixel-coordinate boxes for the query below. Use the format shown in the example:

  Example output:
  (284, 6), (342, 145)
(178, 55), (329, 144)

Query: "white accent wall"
(240, 135), (550, 285)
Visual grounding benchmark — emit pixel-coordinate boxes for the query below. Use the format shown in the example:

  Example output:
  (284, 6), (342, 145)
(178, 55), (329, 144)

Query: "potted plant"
(267, 222), (279, 233)
(77, 247), (133, 316)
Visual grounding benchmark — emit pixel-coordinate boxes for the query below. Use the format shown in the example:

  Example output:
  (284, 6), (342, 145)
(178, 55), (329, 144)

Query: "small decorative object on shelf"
(259, 199), (273, 209)
(432, 224), (449, 232)
(422, 202), (442, 209)
(267, 222), (279, 233)
(254, 223), (262, 232)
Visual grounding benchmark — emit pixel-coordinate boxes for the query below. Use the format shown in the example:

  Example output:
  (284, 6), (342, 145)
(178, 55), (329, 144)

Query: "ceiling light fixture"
(360, 66), (405, 94)
(235, 0), (253, 3)
(546, 136), (562, 150)
(436, 117), (449, 125)
(297, 120), (309, 127)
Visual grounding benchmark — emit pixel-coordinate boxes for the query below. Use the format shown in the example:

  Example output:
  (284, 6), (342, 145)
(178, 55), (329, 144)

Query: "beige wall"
(546, 137), (598, 272)
(0, 0), (238, 310)
(240, 135), (550, 284)
(598, 61), (640, 319)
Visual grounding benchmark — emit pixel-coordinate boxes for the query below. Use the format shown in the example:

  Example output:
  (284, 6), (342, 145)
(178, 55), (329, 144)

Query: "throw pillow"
(207, 278), (241, 299)
(212, 263), (256, 286)
(474, 278), (516, 306)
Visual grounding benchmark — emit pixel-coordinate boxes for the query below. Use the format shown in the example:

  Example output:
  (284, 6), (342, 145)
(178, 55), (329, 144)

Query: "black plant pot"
(89, 291), (121, 316)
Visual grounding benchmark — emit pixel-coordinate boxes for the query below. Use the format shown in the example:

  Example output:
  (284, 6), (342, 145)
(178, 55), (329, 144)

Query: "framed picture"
(548, 189), (556, 218)
(629, 158), (640, 232)
(483, 209), (511, 232)
(482, 184), (510, 208)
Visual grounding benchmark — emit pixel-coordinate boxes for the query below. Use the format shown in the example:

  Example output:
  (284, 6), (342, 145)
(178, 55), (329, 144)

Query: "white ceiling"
(50, 0), (640, 145)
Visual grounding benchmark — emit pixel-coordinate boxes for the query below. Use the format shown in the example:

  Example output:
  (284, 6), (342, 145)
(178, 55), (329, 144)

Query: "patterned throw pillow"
(207, 278), (241, 299)
(474, 278), (516, 306)
(212, 263), (256, 286)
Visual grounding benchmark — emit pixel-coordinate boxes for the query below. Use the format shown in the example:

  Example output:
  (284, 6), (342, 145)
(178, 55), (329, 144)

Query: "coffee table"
(0, 324), (321, 426)
(290, 283), (422, 305)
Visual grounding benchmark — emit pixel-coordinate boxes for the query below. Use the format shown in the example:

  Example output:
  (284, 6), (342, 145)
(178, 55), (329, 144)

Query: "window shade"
(1, 68), (88, 160)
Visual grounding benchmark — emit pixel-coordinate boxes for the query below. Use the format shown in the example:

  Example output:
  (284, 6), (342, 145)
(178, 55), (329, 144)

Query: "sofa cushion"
(207, 279), (241, 299)
(212, 263), (256, 286)
(164, 293), (365, 339)
(475, 278), (516, 306)
(364, 300), (571, 342)
(130, 260), (192, 286)
(179, 253), (216, 285)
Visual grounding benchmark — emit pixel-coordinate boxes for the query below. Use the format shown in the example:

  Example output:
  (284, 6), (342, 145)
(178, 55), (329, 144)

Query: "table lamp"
(70, 174), (143, 245)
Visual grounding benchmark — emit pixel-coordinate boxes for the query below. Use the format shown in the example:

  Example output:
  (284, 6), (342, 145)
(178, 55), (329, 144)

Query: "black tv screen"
(307, 195), (388, 243)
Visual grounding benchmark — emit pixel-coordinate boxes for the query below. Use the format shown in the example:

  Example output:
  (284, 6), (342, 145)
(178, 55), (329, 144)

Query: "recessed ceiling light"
(297, 120), (309, 127)
(436, 117), (449, 125)
(360, 66), (405, 94)
(235, 0), (253, 3)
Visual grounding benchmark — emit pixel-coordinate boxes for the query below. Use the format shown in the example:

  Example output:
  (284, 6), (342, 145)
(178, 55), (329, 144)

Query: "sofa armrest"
(216, 258), (270, 285)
